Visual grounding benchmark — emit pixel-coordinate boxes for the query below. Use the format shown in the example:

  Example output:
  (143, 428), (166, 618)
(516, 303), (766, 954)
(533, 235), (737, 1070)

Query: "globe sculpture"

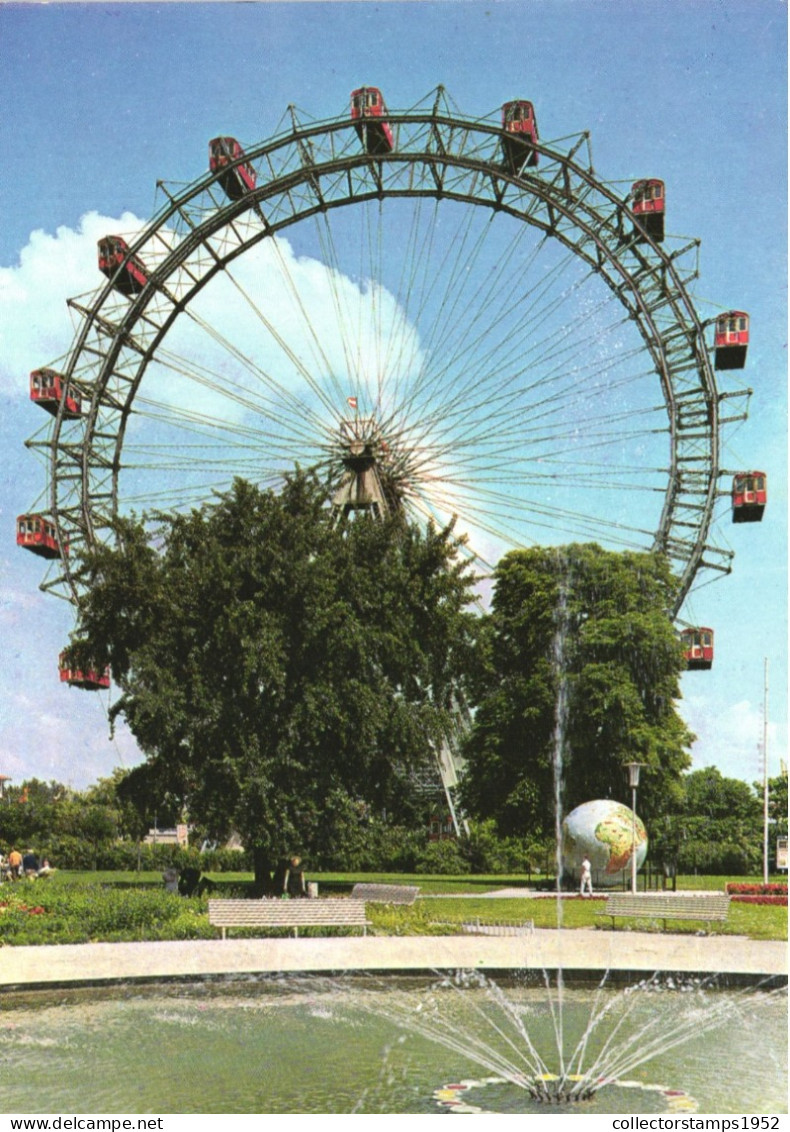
(561, 799), (647, 889)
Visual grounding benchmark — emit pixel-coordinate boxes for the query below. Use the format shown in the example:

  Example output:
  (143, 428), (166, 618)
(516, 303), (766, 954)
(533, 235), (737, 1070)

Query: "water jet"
(0, 972), (784, 1114)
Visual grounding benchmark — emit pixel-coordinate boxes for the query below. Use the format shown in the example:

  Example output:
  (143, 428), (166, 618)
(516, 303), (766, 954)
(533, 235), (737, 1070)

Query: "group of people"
(1, 848), (53, 882)
(160, 854), (308, 898)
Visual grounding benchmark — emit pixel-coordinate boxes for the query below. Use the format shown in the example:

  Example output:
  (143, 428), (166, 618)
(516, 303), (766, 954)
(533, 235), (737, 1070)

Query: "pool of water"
(0, 974), (785, 1114)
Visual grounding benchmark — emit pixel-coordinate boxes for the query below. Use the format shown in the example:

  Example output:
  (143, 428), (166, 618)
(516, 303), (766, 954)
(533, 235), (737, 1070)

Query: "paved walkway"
(447, 888), (727, 898)
(424, 888), (727, 899)
(0, 929), (785, 989)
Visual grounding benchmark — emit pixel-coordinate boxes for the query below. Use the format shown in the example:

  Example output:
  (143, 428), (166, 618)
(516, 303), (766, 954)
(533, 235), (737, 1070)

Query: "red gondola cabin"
(29, 368), (81, 419)
(501, 100), (539, 170)
(17, 514), (64, 559)
(428, 813), (457, 842)
(632, 180), (665, 242)
(681, 627), (714, 671)
(732, 471), (766, 523)
(58, 650), (110, 691)
(350, 87), (394, 155)
(209, 137), (256, 200)
(98, 236), (149, 296)
(714, 311), (749, 370)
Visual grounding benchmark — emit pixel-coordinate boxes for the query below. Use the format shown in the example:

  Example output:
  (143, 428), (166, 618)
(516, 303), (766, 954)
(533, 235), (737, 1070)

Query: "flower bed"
(729, 894), (787, 906)
(726, 883), (787, 896)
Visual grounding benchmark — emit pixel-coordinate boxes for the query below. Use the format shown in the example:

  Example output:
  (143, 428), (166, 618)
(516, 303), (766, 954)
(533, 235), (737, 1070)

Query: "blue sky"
(0, 0), (786, 799)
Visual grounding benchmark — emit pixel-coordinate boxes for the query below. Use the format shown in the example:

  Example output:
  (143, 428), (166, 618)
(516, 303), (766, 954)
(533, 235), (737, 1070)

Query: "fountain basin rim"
(0, 931), (785, 990)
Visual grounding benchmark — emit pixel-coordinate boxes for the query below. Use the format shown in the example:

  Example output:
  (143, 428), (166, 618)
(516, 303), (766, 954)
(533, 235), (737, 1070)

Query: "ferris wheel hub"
(331, 414), (392, 517)
(338, 414), (384, 468)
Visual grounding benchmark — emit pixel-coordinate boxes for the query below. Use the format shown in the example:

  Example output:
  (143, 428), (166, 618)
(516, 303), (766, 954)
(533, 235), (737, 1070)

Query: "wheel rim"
(36, 93), (727, 616)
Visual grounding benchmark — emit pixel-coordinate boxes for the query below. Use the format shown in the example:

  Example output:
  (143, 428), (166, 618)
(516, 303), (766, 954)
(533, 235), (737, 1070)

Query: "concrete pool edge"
(0, 929), (786, 989)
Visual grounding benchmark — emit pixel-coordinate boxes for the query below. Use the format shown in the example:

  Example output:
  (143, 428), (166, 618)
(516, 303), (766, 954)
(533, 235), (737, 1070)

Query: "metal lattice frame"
(30, 91), (742, 616)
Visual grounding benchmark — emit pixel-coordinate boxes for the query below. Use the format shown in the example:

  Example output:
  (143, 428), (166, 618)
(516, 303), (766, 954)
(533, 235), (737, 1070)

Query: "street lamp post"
(625, 763), (645, 894)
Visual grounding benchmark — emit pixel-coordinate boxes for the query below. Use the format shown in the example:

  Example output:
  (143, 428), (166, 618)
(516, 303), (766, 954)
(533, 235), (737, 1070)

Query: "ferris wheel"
(21, 86), (758, 647)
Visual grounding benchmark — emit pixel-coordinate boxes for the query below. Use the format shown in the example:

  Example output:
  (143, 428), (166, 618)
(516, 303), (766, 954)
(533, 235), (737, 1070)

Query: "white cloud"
(0, 212), (148, 393)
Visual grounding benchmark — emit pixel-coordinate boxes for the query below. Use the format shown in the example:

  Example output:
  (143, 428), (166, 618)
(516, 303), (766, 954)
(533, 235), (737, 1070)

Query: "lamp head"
(625, 762), (644, 788)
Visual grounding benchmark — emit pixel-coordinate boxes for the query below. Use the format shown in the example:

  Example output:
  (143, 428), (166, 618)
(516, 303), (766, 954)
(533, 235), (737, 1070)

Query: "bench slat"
(596, 894), (730, 929)
(351, 884), (420, 905)
(208, 898), (371, 938)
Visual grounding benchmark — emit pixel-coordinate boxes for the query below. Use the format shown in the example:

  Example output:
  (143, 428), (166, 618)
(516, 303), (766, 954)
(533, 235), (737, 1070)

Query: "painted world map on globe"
(562, 799), (648, 880)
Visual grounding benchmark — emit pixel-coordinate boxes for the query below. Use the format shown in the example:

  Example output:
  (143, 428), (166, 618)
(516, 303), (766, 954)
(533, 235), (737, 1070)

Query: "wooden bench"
(208, 898), (371, 939)
(350, 883), (420, 905)
(596, 893), (731, 932)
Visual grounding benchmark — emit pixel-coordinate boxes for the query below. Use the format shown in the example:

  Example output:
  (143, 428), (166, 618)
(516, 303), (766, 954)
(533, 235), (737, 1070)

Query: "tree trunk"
(252, 846), (274, 897)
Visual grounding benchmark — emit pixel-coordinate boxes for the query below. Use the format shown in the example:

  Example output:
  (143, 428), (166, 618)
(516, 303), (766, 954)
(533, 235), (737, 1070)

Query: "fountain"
(0, 974), (785, 1113)
(342, 969), (787, 1110)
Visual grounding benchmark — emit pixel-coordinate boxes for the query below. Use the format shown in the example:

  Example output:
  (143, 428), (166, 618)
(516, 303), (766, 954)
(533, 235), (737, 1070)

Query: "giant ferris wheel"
(21, 87), (760, 674)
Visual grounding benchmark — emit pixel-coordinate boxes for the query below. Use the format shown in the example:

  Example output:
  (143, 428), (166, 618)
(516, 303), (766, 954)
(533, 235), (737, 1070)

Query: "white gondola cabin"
(732, 471), (766, 523)
(714, 311), (749, 370)
(209, 137), (256, 200)
(632, 179), (665, 242)
(350, 87), (394, 155)
(29, 368), (81, 419)
(501, 100), (539, 170)
(681, 627), (714, 670)
(17, 514), (64, 559)
(98, 236), (149, 296)
(58, 649), (110, 691)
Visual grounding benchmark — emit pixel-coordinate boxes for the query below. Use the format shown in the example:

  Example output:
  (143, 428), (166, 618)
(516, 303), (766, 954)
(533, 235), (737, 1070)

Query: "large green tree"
(460, 544), (693, 840)
(75, 472), (477, 888)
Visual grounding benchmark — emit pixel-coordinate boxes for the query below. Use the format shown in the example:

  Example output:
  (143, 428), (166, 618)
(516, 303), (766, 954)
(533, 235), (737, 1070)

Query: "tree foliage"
(460, 544), (693, 839)
(764, 773), (788, 840)
(74, 473), (478, 884)
(652, 766), (764, 874)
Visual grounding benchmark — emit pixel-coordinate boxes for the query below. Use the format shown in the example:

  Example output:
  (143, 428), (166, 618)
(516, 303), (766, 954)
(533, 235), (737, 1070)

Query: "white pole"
(763, 658), (770, 885)
(631, 784), (638, 894)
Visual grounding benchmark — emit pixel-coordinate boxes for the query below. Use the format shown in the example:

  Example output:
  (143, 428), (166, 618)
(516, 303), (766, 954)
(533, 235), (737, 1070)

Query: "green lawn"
(1, 869), (784, 944)
(405, 896), (787, 941)
(41, 869), (786, 895)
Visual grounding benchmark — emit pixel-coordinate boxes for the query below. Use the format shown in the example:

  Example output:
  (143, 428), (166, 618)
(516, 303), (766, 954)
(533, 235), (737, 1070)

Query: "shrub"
(460, 821), (549, 874)
(0, 884), (212, 945)
(414, 839), (470, 875)
(33, 840), (253, 873)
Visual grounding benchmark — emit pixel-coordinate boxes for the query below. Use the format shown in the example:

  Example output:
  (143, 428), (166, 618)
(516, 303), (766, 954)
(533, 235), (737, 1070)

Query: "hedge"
(16, 840), (253, 873)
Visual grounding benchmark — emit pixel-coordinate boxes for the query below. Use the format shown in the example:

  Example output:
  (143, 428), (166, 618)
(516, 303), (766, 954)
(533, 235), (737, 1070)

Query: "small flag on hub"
(347, 396), (358, 410)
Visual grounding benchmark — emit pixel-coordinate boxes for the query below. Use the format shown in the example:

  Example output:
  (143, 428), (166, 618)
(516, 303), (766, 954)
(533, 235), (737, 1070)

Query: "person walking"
(7, 847), (22, 880)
